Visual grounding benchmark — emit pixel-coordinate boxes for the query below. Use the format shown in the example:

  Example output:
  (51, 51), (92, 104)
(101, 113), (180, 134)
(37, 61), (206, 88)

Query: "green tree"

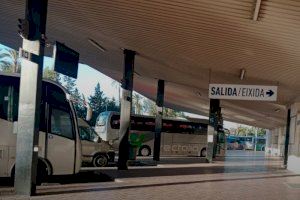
(132, 92), (143, 115)
(72, 88), (86, 119)
(236, 125), (249, 136)
(0, 48), (20, 73)
(163, 108), (185, 118)
(43, 67), (61, 83)
(88, 83), (107, 125)
(105, 97), (120, 112)
(142, 97), (184, 118)
(63, 75), (76, 94)
(143, 98), (157, 116)
(235, 125), (266, 137)
(256, 128), (266, 137)
(111, 80), (121, 108)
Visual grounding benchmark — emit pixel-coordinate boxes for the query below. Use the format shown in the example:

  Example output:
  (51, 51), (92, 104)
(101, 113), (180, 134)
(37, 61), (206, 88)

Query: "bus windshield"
(96, 112), (109, 126)
(79, 126), (100, 142)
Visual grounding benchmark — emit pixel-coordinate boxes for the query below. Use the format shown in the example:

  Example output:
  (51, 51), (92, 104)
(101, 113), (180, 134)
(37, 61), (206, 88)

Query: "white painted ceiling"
(1, 0), (299, 129)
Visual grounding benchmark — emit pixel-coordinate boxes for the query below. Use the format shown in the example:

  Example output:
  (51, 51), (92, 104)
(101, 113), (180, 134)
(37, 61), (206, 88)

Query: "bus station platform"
(1, 151), (300, 200)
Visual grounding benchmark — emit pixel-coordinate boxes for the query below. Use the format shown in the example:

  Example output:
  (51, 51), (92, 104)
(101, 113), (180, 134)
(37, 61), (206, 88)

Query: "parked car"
(78, 118), (115, 167)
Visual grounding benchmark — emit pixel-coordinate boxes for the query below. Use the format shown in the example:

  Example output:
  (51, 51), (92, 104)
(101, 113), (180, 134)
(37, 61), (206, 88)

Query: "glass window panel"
(51, 108), (74, 139)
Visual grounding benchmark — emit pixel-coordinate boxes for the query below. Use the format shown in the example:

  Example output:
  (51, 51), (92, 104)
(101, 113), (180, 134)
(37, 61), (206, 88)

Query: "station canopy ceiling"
(1, 0), (300, 129)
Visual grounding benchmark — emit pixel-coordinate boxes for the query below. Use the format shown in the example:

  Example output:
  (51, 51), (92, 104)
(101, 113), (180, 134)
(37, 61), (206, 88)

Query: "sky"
(0, 43), (243, 130)
(43, 56), (119, 100)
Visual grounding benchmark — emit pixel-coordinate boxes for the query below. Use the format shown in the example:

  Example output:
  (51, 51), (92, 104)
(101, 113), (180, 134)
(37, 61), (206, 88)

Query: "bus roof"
(0, 72), (70, 96)
(100, 111), (209, 124)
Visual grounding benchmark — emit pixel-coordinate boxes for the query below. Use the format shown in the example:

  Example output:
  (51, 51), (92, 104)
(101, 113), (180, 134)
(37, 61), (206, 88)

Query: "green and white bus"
(95, 111), (209, 157)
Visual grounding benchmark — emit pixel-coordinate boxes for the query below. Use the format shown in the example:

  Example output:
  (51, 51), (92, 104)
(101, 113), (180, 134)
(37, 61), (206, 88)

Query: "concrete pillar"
(207, 99), (220, 162)
(153, 80), (165, 161)
(272, 128), (280, 156)
(284, 109), (291, 166)
(286, 103), (300, 173)
(118, 49), (135, 170)
(15, 0), (47, 196)
(267, 127), (286, 157)
(279, 126), (286, 157)
(265, 129), (272, 156)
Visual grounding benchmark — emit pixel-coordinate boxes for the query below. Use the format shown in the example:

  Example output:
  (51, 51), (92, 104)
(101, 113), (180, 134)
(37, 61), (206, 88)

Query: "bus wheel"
(11, 160), (49, 186)
(200, 148), (207, 157)
(93, 154), (108, 167)
(139, 145), (151, 156)
(36, 161), (48, 185)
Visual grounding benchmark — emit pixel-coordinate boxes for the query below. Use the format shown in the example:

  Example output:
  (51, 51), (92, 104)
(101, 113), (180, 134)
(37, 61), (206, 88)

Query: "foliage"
(142, 97), (185, 118)
(105, 97), (119, 112)
(0, 48), (20, 73)
(163, 108), (185, 118)
(132, 92), (143, 115)
(234, 125), (266, 137)
(43, 67), (61, 83)
(142, 98), (157, 116)
(88, 83), (108, 125)
(62, 75), (76, 94)
(111, 80), (121, 107)
(73, 88), (86, 119)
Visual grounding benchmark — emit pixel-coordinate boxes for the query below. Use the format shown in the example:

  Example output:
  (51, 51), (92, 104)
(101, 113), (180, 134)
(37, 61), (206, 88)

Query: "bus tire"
(93, 154), (108, 167)
(200, 148), (207, 157)
(10, 166), (15, 186)
(139, 145), (151, 156)
(10, 159), (49, 186)
(36, 160), (48, 185)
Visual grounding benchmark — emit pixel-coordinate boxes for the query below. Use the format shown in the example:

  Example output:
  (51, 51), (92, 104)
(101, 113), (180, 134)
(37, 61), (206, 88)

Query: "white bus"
(95, 111), (208, 157)
(0, 73), (113, 184)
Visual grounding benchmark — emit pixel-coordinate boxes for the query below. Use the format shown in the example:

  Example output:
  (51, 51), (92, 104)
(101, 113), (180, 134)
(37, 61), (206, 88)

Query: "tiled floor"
(1, 151), (300, 200)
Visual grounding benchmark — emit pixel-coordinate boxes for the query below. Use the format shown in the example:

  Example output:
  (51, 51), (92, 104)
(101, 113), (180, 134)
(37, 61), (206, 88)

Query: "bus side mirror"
(86, 104), (92, 121)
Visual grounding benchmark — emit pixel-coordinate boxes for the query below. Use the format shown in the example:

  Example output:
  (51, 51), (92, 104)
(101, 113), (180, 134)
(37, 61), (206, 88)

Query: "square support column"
(207, 99), (220, 163)
(153, 80), (165, 161)
(118, 49), (135, 170)
(284, 109), (291, 167)
(286, 103), (300, 173)
(14, 0), (47, 196)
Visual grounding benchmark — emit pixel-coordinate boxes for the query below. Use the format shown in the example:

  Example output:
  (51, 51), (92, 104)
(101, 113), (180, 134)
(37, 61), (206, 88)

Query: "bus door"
(45, 85), (76, 175)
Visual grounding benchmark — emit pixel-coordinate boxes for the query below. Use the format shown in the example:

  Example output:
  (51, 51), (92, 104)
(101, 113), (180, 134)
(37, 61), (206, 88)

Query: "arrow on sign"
(266, 90), (274, 97)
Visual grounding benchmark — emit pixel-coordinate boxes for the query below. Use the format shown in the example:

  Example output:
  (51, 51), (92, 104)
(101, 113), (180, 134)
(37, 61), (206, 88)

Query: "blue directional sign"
(209, 84), (278, 101)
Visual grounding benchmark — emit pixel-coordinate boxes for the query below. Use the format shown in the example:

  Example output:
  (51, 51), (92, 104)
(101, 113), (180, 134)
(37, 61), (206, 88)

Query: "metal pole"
(153, 80), (165, 161)
(118, 49), (135, 170)
(254, 128), (258, 152)
(283, 109), (291, 167)
(14, 0), (47, 195)
(207, 99), (220, 162)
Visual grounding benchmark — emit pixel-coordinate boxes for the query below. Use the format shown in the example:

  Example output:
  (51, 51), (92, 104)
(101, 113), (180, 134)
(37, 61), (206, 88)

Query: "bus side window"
(50, 107), (74, 140)
(0, 83), (19, 122)
(0, 85), (10, 120)
(110, 114), (120, 129)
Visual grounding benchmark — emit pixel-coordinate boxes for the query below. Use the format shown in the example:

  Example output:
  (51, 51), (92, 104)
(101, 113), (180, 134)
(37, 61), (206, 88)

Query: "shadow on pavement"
(101, 164), (286, 179)
(37, 173), (300, 196)
(0, 171), (113, 189)
(47, 171), (114, 184)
